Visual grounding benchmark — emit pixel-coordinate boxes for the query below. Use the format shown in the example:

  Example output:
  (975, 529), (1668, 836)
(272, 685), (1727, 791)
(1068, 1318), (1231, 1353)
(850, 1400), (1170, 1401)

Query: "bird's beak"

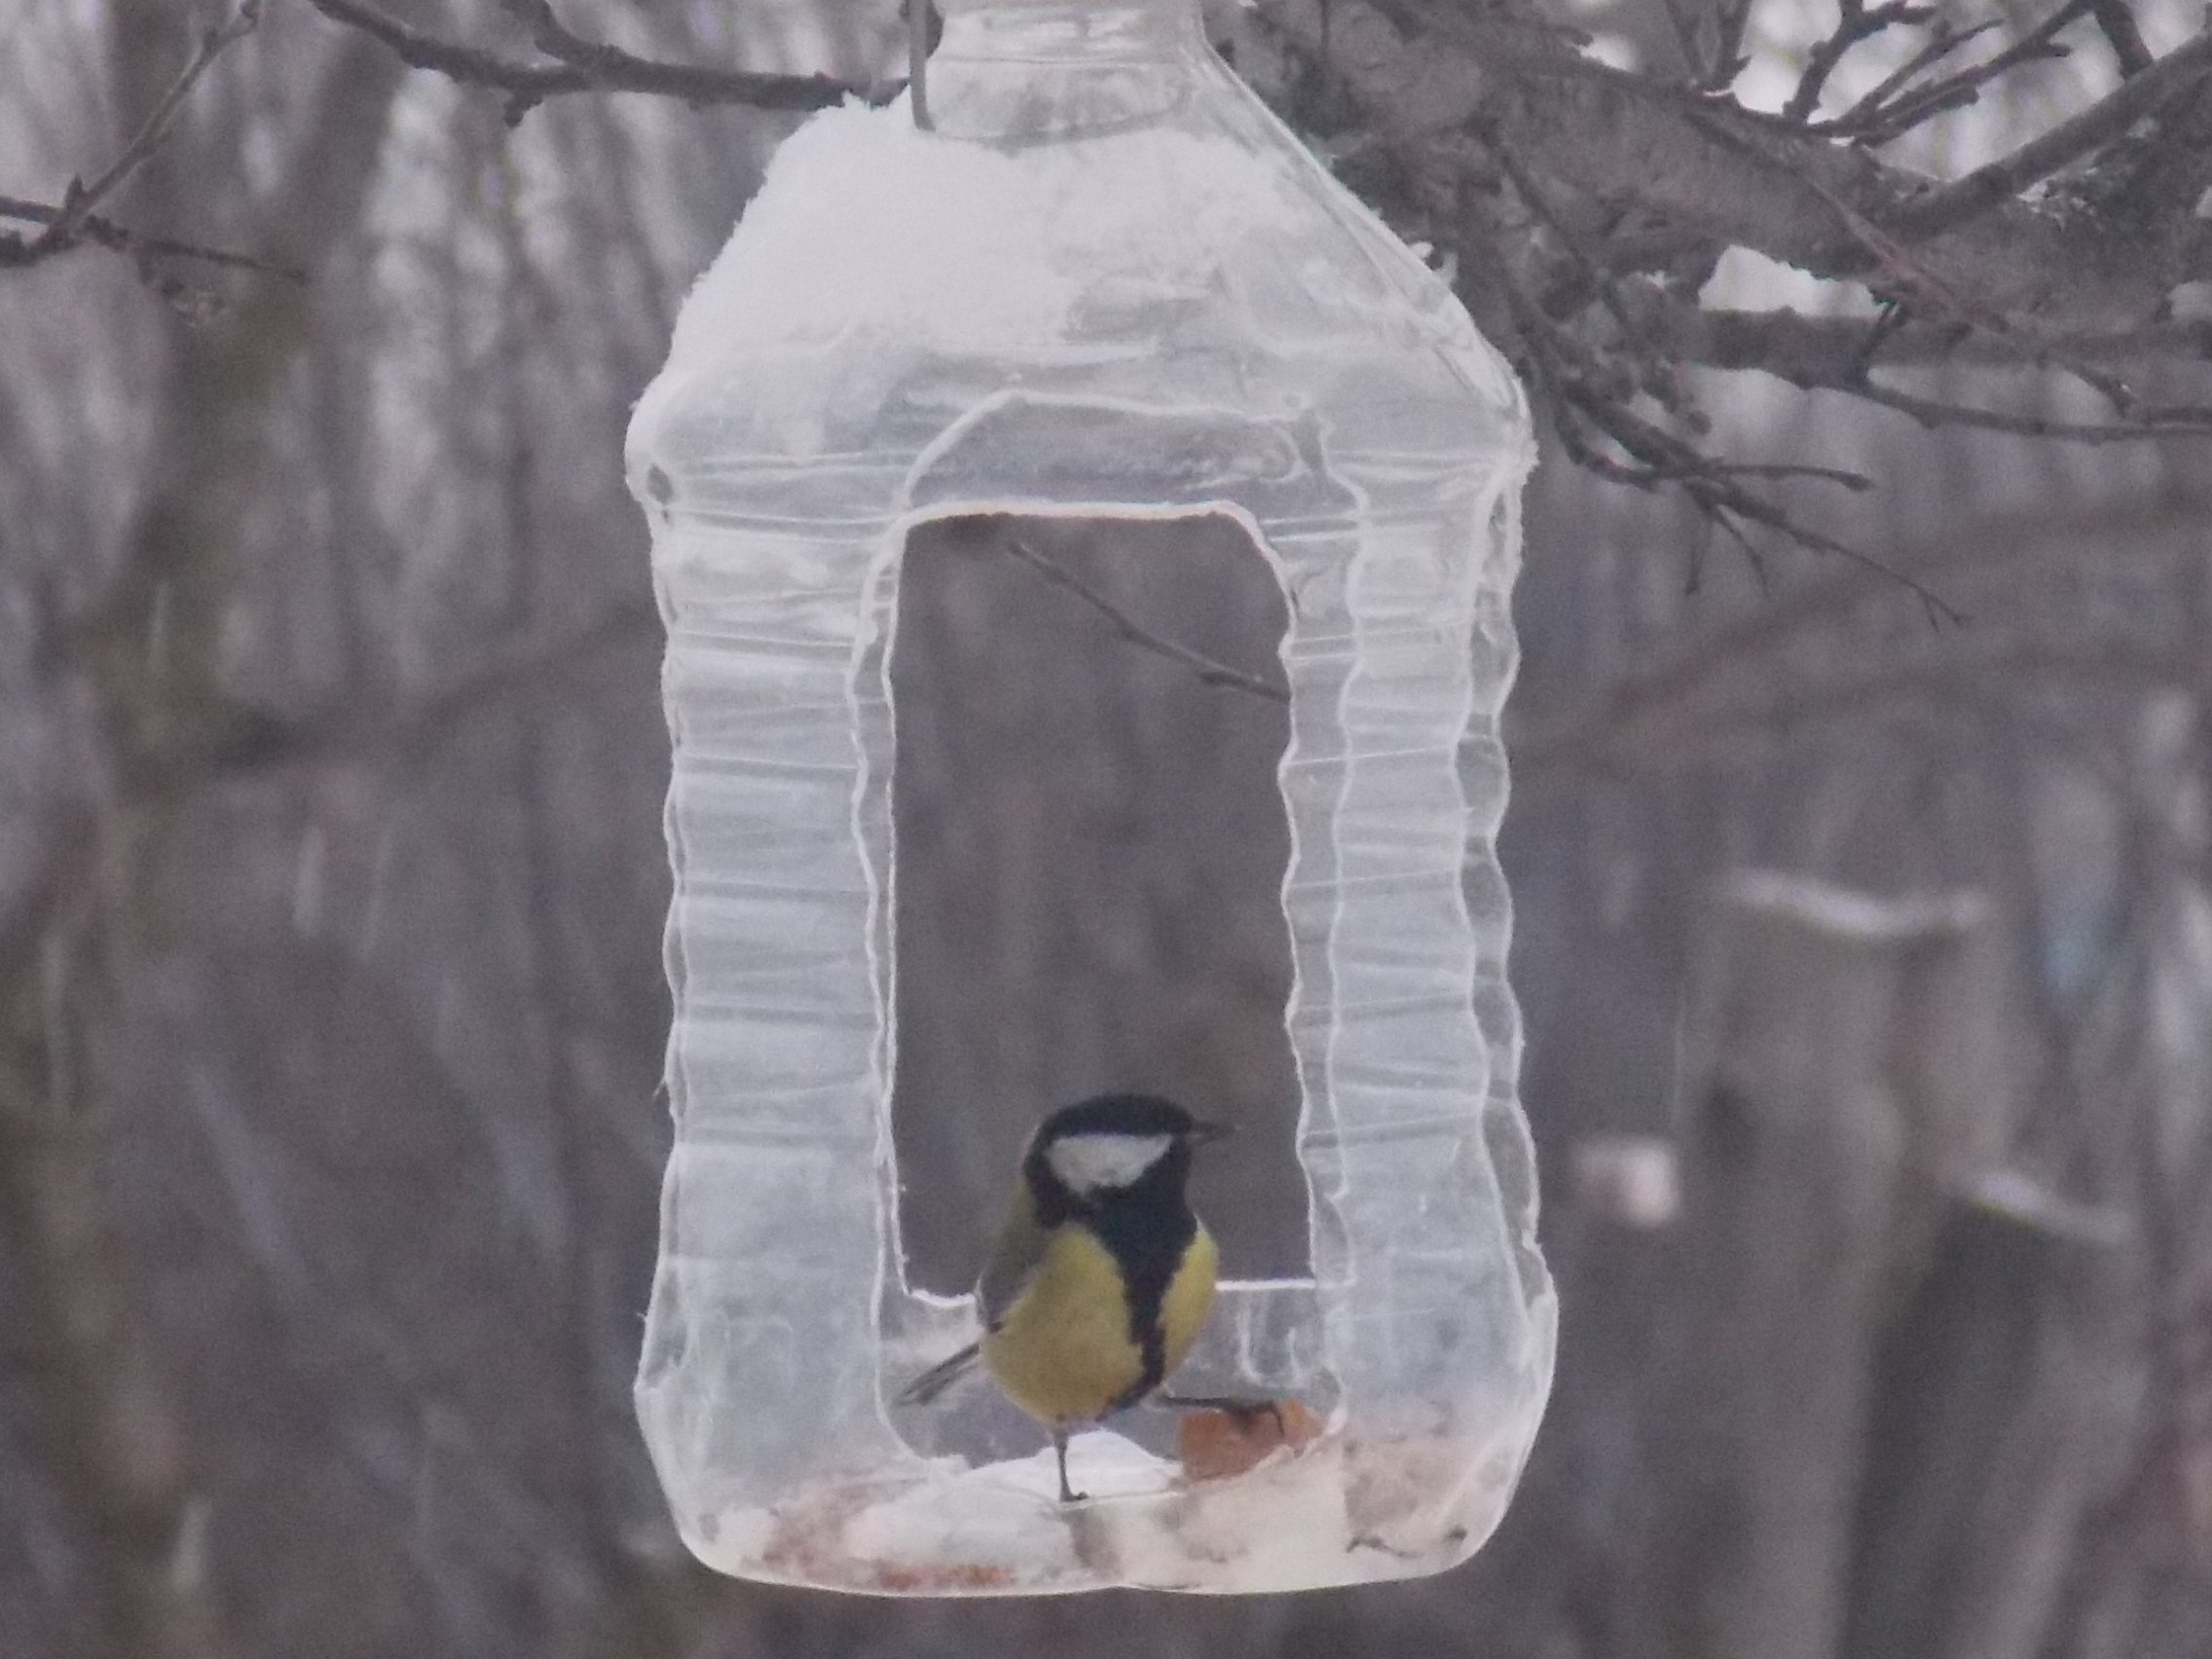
(1188, 1118), (1232, 1145)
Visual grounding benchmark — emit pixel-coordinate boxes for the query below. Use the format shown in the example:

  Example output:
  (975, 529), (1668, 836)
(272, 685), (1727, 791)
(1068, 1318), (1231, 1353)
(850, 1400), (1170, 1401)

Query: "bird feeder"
(626, 0), (1555, 1594)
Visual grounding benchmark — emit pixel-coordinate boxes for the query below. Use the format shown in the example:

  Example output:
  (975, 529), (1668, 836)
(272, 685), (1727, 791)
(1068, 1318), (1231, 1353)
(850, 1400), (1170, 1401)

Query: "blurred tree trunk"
(1645, 873), (2128, 1659)
(0, 11), (407, 1656)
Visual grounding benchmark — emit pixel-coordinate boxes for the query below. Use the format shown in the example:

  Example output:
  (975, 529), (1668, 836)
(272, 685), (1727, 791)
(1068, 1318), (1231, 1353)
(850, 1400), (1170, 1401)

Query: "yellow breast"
(980, 1222), (1220, 1426)
(1158, 1223), (1219, 1380)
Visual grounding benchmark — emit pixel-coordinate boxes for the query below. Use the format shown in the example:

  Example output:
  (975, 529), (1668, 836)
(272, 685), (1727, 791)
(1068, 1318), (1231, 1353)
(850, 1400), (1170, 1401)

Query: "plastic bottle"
(626, 0), (1555, 1593)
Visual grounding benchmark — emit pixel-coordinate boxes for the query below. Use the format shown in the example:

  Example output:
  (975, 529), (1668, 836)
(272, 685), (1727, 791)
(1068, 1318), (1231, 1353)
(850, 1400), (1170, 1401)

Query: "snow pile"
(666, 101), (1303, 360)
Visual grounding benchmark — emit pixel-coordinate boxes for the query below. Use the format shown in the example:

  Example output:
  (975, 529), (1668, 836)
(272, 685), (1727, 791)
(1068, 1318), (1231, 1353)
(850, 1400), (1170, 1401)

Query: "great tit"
(898, 1092), (1230, 1502)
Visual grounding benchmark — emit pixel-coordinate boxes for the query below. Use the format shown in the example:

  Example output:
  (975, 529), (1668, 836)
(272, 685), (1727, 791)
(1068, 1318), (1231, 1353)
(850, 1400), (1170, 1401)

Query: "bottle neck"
(934, 0), (1206, 54)
(921, 0), (1211, 141)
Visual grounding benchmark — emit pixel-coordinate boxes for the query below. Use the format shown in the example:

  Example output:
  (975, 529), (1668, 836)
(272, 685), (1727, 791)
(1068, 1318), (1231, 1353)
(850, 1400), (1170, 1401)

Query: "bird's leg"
(1157, 1392), (1286, 1436)
(1051, 1425), (1088, 1503)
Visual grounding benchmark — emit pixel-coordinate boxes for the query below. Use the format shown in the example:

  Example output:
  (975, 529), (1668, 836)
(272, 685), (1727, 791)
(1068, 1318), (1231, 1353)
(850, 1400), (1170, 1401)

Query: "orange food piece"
(1177, 1397), (1324, 1482)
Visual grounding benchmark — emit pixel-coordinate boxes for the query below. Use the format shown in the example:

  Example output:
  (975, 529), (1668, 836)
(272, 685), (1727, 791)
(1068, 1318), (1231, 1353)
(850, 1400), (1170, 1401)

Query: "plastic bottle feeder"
(626, 0), (1556, 1594)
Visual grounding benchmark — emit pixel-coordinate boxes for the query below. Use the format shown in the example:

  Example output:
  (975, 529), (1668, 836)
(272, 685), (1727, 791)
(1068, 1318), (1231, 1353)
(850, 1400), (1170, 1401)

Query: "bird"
(897, 1092), (1232, 1502)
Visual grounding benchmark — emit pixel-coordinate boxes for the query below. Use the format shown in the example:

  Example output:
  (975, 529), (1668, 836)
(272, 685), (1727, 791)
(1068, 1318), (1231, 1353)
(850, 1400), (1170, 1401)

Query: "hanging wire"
(908, 0), (935, 130)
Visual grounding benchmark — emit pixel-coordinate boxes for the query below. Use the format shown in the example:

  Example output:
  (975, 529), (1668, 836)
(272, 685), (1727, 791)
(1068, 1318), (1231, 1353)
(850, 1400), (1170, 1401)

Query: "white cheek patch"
(1047, 1132), (1173, 1195)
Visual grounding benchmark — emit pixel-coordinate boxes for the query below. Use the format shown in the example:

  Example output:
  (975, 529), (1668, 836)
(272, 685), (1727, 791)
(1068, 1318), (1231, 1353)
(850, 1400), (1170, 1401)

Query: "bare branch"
(5, 0), (266, 275)
(1841, 377), (2212, 442)
(1489, 244), (1957, 612)
(1650, 300), (2212, 439)
(1827, 0), (2085, 143)
(0, 194), (307, 283)
(1900, 24), (2212, 234)
(1510, 490), (2212, 778)
(298, 0), (889, 123)
(998, 537), (1291, 705)
(1646, 0), (1754, 89)
(2086, 0), (2156, 75)
(1824, 16), (2009, 134)
(1654, 0), (1713, 84)
(33, 0), (264, 253)
(1272, 0), (2203, 330)
(1668, 307), (2212, 373)
(1784, 0), (1934, 125)
(12, 0), (2204, 612)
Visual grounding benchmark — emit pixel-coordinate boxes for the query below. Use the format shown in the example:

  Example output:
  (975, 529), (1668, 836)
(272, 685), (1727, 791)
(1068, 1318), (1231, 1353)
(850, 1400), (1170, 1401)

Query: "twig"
(1670, 305), (2212, 373)
(2087, 0), (2155, 74)
(1667, 285), (2212, 436)
(1702, 486), (1961, 624)
(1784, 0), (1933, 124)
(1573, 385), (1957, 616)
(1491, 137), (1656, 360)
(1661, 268), (2212, 435)
(1511, 490), (2212, 776)
(1711, 0), (1758, 87)
(18, 0), (264, 261)
(1845, 377), (2212, 441)
(1900, 23), (2212, 233)
(0, 195), (306, 282)
(1653, 0), (1755, 90)
(998, 537), (1290, 705)
(1824, 16), (2008, 133)
(1493, 254), (1950, 614)
(1832, 0), (2086, 142)
(1652, 0), (1703, 83)
(299, 0), (888, 123)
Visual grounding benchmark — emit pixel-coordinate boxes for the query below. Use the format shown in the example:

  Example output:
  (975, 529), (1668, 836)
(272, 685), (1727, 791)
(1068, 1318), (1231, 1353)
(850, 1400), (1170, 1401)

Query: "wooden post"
(1645, 872), (2125, 1659)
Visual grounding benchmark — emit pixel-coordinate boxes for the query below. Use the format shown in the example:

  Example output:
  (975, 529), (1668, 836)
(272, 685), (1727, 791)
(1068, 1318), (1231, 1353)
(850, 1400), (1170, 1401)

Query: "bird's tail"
(896, 1342), (982, 1407)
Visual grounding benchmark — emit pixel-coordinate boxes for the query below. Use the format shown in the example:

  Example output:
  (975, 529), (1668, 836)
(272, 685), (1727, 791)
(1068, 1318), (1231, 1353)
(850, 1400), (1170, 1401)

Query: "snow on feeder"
(626, 0), (1555, 1594)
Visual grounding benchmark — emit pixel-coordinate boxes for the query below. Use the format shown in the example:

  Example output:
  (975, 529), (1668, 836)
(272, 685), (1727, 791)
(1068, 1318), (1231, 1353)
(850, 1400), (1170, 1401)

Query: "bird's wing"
(898, 1191), (1049, 1408)
(977, 1186), (1051, 1332)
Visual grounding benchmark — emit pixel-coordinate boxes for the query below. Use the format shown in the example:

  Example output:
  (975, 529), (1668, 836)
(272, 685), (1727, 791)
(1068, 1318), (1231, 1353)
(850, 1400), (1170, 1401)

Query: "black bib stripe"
(1090, 1198), (1198, 1409)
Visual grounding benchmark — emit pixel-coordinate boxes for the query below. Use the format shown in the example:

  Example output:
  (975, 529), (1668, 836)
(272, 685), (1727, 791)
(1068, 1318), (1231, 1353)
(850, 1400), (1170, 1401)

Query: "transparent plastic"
(626, 0), (1555, 1593)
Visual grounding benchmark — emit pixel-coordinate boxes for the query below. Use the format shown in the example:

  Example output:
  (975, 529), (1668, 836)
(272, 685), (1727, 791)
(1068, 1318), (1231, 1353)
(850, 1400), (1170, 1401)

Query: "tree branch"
(2, 1), (277, 289)
(999, 537), (1290, 705)
(2086, 0), (2156, 76)
(297, 0), (890, 123)
(1823, 15), (2009, 135)
(18, 0), (2208, 608)
(24, 0), (265, 258)
(1899, 24), (2212, 234)
(1272, 0), (2208, 331)
(1826, 0), (2085, 144)
(1784, 0), (1933, 125)
(1665, 307), (2212, 373)
(1510, 490), (2212, 779)
(0, 195), (307, 282)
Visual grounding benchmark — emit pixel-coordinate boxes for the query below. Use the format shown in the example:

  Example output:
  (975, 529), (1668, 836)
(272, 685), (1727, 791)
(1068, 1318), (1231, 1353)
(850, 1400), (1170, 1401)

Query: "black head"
(1022, 1092), (1228, 1220)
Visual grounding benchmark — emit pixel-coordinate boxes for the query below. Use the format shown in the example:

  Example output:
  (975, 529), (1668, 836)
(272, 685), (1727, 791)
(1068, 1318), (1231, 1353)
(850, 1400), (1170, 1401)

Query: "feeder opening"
(888, 509), (1309, 1300)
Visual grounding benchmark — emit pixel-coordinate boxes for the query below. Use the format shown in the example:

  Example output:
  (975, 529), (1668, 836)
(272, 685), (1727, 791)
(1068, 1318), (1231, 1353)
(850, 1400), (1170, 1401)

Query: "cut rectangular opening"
(888, 510), (1308, 1295)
